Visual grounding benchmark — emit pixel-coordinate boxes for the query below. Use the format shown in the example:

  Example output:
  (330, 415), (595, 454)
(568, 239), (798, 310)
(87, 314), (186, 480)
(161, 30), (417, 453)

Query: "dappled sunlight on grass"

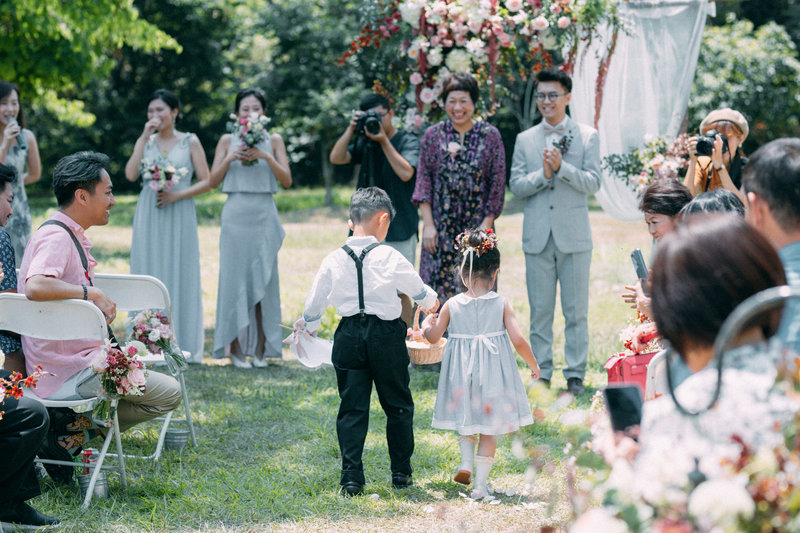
(27, 190), (645, 531)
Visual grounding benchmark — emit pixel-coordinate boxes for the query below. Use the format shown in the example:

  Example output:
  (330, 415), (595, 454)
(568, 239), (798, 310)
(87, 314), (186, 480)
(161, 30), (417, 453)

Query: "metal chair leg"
(178, 373), (197, 446)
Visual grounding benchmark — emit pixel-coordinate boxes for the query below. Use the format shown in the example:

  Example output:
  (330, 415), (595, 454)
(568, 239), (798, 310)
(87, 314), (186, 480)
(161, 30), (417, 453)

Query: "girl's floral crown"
(455, 228), (498, 257)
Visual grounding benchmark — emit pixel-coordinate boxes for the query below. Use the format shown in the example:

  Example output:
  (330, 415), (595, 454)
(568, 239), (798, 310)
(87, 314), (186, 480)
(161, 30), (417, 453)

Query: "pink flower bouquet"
(91, 339), (148, 422)
(128, 310), (187, 373)
(227, 112), (271, 166)
(140, 159), (188, 193)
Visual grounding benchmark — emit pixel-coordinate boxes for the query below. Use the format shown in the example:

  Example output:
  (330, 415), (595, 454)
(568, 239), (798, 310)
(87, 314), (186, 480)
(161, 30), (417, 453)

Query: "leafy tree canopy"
(689, 15), (800, 152)
(0, 0), (180, 124)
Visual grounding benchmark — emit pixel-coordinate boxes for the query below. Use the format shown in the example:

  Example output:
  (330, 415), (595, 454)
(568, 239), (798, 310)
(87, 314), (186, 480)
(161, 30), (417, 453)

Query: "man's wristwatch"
(714, 163), (725, 171)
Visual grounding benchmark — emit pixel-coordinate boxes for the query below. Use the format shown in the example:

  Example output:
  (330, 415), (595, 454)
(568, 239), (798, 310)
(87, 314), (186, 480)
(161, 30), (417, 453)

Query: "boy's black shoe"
(391, 473), (413, 489)
(341, 481), (364, 497)
(567, 377), (586, 395)
(0, 501), (60, 529)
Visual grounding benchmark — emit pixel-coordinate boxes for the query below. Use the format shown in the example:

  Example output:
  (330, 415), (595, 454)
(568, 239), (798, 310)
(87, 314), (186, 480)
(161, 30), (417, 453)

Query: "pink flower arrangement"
(128, 310), (187, 372)
(339, 0), (620, 128)
(91, 339), (148, 422)
(227, 112), (271, 167)
(139, 159), (188, 194)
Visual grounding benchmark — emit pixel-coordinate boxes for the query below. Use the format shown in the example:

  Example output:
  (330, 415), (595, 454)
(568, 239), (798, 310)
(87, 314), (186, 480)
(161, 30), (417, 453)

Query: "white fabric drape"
(570, 0), (713, 221)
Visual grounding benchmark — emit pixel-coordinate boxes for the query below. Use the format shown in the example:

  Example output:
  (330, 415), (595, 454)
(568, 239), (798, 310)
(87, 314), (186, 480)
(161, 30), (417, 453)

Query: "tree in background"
(689, 16), (800, 152)
(28, 0), (236, 192)
(0, 0), (178, 125)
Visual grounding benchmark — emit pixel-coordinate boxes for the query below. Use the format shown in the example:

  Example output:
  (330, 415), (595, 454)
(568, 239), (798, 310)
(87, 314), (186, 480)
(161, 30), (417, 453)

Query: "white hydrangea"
(445, 48), (472, 73)
(398, 0), (425, 27)
(688, 479), (755, 532)
(427, 46), (444, 66)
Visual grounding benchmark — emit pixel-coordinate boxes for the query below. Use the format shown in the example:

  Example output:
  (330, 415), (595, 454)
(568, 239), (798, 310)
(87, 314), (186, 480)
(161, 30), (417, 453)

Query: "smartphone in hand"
(604, 384), (643, 436)
(631, 248), (649, 297)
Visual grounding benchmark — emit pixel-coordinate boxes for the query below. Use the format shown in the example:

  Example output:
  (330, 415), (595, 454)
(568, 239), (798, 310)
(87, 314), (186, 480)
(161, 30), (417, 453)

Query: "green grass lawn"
(23, 189), (650, 532)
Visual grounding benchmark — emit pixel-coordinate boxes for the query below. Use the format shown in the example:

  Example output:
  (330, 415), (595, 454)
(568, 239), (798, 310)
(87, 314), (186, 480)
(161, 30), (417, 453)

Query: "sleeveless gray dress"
(212, 135), (285, 359)
(130, 133), (204, 362)
(432, 292), (534, 435)
(4, 131), (32, 263)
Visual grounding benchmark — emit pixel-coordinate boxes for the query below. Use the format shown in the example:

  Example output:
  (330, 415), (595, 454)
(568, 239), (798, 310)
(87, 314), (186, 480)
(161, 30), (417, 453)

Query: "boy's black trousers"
(332, 314), (414, 485)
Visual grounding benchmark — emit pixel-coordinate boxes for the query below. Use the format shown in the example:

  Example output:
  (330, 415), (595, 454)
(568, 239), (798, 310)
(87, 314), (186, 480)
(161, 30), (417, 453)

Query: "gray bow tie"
(543, 123), (565, 136)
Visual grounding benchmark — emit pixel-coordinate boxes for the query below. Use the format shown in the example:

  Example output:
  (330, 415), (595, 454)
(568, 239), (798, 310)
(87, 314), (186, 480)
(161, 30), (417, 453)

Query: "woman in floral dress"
(412, 73), (506, 301)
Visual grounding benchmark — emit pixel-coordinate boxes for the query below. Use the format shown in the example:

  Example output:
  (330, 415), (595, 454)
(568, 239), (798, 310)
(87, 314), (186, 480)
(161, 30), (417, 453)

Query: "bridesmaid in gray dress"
(209, 88), (292, 368)
(124, 89), (211, 364)
(0, 81), (42, 263)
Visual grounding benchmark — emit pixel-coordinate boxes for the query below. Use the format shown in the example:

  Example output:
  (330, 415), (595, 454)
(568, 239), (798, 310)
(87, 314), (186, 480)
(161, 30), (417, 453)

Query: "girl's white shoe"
(470, 483), (492, 500)
(471, 455), (495, 500)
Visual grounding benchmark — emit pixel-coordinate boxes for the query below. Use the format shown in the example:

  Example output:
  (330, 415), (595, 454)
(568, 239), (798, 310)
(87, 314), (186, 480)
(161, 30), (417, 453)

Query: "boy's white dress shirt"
(303, 235), (437, 332)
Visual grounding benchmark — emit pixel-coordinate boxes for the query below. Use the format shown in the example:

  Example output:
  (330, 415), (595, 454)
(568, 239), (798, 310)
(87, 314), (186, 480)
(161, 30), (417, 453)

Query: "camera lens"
(364, 116), (381, 135)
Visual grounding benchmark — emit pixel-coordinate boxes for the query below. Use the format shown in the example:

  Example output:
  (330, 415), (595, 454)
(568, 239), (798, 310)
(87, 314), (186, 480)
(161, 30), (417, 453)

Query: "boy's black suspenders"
(341, 242), (381, 317)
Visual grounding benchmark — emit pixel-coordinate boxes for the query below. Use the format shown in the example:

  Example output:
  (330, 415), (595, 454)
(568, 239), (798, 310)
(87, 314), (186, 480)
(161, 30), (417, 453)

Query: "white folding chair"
(93, 273), (197, 459)
(0, 293), (127, 508)
(644, 349), (668, 401)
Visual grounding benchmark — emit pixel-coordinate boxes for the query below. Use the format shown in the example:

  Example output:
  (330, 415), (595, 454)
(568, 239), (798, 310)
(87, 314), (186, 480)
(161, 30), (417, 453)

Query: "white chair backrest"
(93, 273), (171, 314)
(0, 293), (107, 341)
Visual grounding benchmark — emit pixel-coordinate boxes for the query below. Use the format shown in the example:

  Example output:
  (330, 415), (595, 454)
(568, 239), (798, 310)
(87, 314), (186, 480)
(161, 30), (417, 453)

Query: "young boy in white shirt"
(299, 187), (439, 496)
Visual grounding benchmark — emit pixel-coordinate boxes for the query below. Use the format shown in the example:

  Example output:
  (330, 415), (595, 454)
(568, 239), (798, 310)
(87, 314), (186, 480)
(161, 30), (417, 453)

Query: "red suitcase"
(604, 352), (657, 395)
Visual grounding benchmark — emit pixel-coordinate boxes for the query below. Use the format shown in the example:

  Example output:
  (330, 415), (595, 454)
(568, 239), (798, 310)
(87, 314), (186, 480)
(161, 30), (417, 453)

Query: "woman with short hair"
(413, 73), (506, 301)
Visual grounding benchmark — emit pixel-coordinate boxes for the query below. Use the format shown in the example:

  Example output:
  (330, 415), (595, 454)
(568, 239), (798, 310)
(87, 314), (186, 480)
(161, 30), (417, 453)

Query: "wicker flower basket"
(406, 307), (445, 365)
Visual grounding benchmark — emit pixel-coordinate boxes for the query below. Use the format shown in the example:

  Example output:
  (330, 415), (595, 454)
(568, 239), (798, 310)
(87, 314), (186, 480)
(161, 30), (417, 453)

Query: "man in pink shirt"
(19, 151), (181, 472)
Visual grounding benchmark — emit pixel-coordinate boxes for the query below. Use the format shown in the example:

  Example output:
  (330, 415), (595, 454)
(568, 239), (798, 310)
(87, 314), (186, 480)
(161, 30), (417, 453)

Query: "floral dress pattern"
(412, 120), (506, 300)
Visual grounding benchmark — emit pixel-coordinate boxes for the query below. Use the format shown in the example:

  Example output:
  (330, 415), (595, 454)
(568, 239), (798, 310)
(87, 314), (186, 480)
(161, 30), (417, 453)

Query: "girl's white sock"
(454, 435), (477, 484)
(471, 455), (495, 500)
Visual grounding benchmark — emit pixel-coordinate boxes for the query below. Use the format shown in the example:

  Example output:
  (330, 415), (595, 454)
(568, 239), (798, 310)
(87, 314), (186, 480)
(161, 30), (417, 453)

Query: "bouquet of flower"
(90, 340), (148, 423)
(603, 134), (692, 197)
(139, 158), (188, 193)
(128, 310), (187, 374)
(0, 365), (49, 420)
(227, 112), (271, 166)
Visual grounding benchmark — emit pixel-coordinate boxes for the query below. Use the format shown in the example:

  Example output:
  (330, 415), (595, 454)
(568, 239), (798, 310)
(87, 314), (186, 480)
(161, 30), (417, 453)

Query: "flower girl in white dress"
(422, 227), (540, 499)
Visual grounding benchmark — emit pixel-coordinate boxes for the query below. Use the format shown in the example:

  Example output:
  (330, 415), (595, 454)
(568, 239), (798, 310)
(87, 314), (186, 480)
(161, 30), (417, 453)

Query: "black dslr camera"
(355, 110), (383, 137)
(695, 129), (728, 157)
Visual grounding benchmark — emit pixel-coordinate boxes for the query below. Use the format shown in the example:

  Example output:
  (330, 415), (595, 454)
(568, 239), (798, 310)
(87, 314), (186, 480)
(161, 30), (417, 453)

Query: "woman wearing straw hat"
(683, 108), (749, 203)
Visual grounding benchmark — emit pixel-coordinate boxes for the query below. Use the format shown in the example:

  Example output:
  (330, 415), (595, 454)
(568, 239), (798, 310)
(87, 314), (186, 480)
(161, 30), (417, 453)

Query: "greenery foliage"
(0, 0), (179, 124)
(689, 15), (800, 152)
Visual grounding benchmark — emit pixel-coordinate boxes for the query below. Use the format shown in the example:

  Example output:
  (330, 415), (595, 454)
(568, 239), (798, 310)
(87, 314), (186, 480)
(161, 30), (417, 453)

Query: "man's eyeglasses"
(536, 92), (567, 102)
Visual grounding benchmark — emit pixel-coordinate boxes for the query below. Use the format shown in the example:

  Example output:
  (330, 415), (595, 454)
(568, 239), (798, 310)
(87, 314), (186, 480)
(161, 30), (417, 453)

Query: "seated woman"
(0, 163), (23, 373)
(621, 180), (692, 354)
(629, 215), (794, 496)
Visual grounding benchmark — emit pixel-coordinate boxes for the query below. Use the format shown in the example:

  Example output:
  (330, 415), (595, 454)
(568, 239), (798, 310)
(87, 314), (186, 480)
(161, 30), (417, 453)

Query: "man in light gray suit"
(509, 68), (601, 395)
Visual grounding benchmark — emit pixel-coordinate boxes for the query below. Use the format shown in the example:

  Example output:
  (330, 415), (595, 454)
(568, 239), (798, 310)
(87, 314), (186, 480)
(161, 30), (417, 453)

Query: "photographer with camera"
(330, 94), (420, 325)
(682, 108), (748, 204)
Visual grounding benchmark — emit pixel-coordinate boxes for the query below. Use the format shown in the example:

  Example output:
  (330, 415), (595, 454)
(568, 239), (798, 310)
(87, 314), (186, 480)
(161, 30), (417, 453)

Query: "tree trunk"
(321, 139), (333, 207)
